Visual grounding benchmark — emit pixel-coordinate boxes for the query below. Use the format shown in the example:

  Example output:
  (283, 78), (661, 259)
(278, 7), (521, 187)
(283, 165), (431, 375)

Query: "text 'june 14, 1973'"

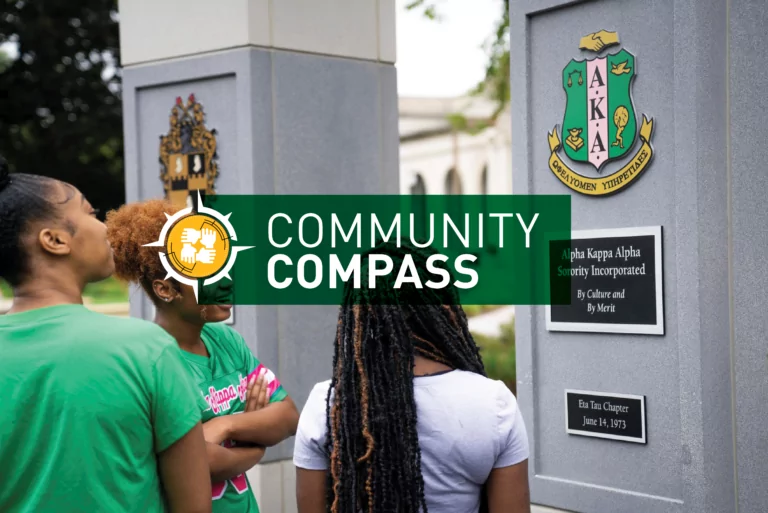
(565, 390), (646, 444)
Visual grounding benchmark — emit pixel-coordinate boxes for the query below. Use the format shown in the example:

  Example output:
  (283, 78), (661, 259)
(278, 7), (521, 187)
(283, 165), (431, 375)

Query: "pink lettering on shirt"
(247, 364), (281, 397)
(204, 382), (239, 414)
(203, 367), (280, 415)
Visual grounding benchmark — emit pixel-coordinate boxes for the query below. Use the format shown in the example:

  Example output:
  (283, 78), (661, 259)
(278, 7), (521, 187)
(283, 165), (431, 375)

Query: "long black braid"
(323, 240), (488, 513)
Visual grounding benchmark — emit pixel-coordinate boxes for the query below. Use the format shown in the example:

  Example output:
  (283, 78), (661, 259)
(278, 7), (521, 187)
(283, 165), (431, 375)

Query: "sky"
(2, 0), (501, 99)
(394, 0), (502, 98)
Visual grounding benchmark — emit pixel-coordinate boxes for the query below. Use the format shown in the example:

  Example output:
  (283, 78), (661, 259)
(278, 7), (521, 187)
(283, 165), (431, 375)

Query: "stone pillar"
(118, 1), (398, 511)
(511, 0), (768, 512)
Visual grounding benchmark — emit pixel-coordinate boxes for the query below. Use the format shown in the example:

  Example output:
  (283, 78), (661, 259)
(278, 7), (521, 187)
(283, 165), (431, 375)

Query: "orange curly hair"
(105, 199), (181, 295)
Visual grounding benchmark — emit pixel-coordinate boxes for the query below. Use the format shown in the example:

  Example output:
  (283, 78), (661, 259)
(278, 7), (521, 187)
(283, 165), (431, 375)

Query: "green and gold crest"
(547, 31), (655, 196)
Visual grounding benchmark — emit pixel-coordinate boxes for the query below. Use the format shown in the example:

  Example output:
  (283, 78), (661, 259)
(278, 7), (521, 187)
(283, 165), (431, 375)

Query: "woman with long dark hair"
(293, 242), (530, 513)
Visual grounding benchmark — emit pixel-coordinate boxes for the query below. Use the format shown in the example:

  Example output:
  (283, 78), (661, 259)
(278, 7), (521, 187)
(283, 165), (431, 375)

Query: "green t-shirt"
(0, 304), (203, 513)
(181, 323), (287, 513)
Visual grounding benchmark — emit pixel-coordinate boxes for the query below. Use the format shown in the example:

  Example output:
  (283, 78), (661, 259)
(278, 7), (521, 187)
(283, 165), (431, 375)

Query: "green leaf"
(0, 49), (11, 73)
(446, 113), (468, 131)
(405, 1), (442, 21)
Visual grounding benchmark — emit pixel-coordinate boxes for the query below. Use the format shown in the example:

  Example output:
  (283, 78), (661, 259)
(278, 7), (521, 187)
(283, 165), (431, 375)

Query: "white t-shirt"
(293, 369), (529, 513)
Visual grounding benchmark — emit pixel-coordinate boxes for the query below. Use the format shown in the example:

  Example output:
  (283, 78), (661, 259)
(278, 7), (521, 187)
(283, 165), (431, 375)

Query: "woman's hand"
(203, 416), (233, 445)
(245, 370), (271, 412)
(203, 371), (270, 445)
(215, 369), (298, 447)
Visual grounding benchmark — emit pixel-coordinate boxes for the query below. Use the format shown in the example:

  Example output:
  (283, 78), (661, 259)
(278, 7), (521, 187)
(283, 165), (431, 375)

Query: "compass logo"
(144, 192), (253, 301)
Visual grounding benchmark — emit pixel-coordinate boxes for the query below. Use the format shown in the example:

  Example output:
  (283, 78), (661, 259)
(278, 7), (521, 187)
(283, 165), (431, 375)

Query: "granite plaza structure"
(510, 1), (768, 512)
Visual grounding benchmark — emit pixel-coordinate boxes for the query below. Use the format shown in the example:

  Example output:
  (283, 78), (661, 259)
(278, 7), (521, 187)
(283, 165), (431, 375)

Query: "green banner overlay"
(197, 195), (572, 305)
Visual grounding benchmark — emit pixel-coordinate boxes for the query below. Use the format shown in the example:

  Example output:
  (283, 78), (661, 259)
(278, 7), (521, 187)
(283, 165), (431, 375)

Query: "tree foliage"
(0, 48), (11, 73)
(472, 319), (516, 394)
(406, 0), (510, 132)
(0, 0), (123, 216)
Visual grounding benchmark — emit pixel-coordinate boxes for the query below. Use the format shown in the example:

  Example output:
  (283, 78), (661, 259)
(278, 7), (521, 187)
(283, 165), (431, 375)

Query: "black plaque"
(547, 226), (664, 335)
(565, 390), (646, 444)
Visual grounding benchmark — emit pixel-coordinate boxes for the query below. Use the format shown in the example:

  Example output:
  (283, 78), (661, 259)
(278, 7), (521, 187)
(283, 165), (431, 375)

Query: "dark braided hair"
(324, 240), (488, 513)
(0, 156), (73, 287)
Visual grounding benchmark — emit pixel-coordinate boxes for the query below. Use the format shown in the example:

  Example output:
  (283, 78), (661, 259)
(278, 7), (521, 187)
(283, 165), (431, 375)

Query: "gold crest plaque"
(159, 94), (219, 209)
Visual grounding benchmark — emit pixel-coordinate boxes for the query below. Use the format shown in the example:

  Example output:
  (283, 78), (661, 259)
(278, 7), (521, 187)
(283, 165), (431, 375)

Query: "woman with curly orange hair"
(106, 199), (299, 513)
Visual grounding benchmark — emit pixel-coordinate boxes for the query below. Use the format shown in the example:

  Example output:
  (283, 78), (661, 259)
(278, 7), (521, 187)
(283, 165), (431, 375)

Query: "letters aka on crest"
(547, 31), (655, 196)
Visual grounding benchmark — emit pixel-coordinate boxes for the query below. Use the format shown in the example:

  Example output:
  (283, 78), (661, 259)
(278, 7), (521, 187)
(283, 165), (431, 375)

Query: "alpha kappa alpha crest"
(547, 30), (655, 196)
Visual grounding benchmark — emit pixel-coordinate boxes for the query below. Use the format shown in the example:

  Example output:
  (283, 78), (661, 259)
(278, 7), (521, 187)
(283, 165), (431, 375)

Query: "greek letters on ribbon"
(547, 116), (655, 196)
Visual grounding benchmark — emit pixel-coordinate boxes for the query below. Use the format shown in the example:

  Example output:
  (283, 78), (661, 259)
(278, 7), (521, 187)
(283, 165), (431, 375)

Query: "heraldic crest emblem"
(159, 94), (219, 209)
(547, 30), (655, 196)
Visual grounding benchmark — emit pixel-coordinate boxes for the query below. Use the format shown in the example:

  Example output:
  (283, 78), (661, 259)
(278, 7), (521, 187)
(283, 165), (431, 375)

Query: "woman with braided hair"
(0, 160), (212, 513)
(293, 241), (530, 513)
